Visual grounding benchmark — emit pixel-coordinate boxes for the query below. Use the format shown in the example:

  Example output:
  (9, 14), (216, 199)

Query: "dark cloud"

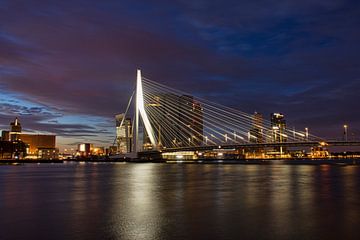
(0, 112), (110, 137)
(0, 0), (360, 146)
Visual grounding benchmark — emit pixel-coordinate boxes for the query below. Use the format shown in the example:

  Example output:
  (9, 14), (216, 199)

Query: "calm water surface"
(1, 163), (360, 240)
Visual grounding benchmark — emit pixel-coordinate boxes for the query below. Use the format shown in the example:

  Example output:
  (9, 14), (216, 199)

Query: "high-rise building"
(250, 112), (263, 143)
(178, 95), (204, 146)
(115, 114), (132, 153)
(144, 94), (204, 149)
(146, 93), (179, 148)
(270, 113), (287, 143)
(9, 117), (22, 141)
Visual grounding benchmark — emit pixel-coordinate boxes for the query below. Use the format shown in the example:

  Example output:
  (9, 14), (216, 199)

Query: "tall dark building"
(250, 112), (263, 143)
(179, 95), (204, 146)
(144, 94), (204, 149)
(145, 93), (179, 148)
(270, 113), (287, 143)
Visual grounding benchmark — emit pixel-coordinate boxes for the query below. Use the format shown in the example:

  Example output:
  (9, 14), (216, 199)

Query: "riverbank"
(1, 158), (360, 165)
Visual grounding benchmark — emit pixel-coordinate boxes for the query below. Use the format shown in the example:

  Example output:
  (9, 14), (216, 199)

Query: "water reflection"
(110, 164), (162, 240)
(1, 164), (360, 240)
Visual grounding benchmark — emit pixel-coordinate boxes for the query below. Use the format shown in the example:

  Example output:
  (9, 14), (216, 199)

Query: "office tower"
(250, 112), (263, 143)
(270, 113), (287, 143)
(144, 94), (204, 149)
(178, 95), (204, 146)
(115, 114), (132, 153)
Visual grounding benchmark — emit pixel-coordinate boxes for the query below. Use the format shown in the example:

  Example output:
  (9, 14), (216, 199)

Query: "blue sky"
(0, 90), (114, 149)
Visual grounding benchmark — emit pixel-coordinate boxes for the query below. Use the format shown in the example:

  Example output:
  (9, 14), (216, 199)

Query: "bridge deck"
(140, 141), (360, 153)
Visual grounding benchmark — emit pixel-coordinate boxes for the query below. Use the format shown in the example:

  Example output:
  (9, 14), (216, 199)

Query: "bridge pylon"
(132, 69), (157, 158)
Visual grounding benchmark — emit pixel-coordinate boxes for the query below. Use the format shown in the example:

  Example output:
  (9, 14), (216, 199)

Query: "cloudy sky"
(1, 0), (359, 149)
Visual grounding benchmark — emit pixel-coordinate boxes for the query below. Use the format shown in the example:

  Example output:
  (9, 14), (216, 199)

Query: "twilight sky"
(1, 0), (360, 149)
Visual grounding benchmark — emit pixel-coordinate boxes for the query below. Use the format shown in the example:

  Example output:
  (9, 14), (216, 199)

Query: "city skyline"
(1, 0), (360, 150)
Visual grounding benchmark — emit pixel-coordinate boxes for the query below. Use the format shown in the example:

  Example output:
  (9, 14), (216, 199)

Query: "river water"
(1, 163), (360, 240)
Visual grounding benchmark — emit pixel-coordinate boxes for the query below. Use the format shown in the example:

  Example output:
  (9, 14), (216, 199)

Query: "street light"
(305, 127), (309, 141)
(344, 125), (348, 141)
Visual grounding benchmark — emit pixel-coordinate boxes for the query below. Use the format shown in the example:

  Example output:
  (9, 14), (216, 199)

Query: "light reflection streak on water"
(111, 164), (162, 240)
(1, 163), (360, 240)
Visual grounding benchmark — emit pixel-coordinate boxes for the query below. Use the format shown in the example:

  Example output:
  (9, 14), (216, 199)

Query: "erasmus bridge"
(118, 70), (360, 160)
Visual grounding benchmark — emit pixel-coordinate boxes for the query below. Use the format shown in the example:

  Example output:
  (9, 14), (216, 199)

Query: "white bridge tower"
(132, 69), (157, 157)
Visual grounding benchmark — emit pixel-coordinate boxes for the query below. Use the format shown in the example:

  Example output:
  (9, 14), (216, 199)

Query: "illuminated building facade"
(77, 143), (93, 157)
(20, 134), (56, 154)
(115, 114), (132, 153)
(9, 117), (22, 141)
(38, 148), (59, 159)
(1, 118), (57, 158)
(270, 113), (287, 144)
